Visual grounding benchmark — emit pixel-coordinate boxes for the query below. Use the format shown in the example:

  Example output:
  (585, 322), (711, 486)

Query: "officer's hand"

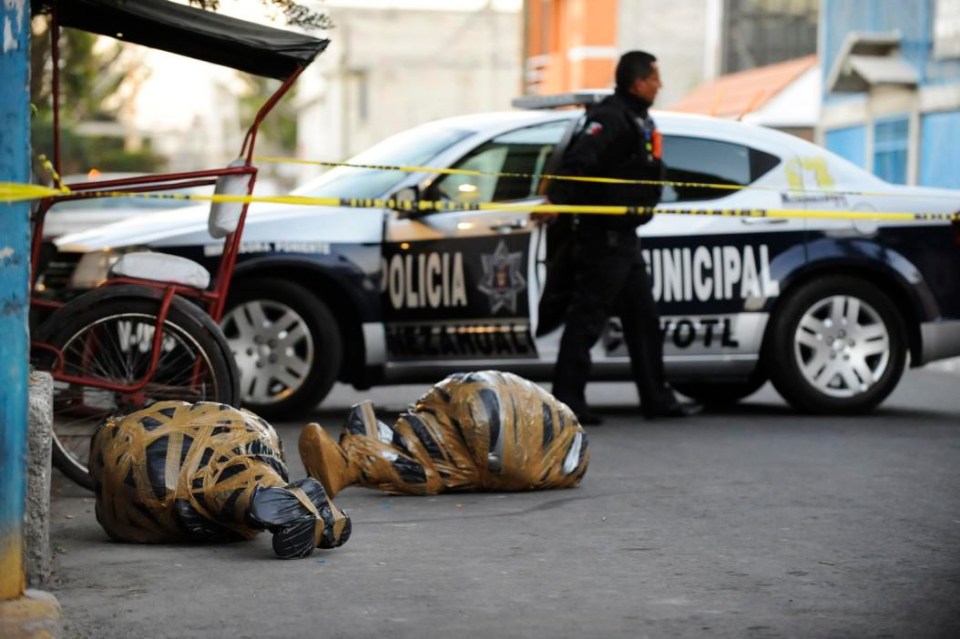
(530, 211), (558, 225)
(531, 198), (558, 225)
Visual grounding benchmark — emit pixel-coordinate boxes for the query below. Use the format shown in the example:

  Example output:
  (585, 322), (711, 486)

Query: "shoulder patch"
(584, 121), (604, 136)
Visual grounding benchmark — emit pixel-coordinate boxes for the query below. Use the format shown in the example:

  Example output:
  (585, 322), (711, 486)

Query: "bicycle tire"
(38, 294), (238, 490)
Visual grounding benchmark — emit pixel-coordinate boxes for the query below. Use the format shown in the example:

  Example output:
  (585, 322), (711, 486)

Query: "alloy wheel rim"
(222, 300), (314, 405)
(793, 294), (890, 398)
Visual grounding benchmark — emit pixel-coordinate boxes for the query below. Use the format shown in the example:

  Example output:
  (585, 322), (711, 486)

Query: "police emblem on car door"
(381, 121), (568, 363)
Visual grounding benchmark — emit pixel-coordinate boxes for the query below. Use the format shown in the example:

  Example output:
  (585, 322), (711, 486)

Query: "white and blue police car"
(50, 92), (960, 418)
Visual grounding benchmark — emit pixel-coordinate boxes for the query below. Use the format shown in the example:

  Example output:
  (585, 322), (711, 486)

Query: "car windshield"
(293, 125), (472, 199)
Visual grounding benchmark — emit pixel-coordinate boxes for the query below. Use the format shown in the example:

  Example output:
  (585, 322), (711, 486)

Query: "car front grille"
(35, 244), (82, 301)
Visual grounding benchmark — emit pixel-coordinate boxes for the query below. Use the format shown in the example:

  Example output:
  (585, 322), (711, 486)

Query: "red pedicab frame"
(29, 0), (328, 488)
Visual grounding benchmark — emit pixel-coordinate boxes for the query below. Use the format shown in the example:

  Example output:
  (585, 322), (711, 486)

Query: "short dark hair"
(615, 51), (657, 89)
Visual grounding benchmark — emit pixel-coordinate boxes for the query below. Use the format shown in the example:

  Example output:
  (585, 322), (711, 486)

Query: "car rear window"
(660, 136), (780, 203)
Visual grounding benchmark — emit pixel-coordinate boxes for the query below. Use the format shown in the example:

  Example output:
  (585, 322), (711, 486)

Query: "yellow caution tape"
(1, 183), (954, 223)
(3, 181), (959, 222)
(0, 183), (66, 203)
(255, 155), (680, 187)
(37, 155), (67, 192)
(255, 155), (960, 202)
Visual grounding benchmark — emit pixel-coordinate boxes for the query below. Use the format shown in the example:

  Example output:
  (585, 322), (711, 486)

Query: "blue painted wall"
(873, 115), (910, 184)
(0, 0), (31, 599)
(920, 111), (960, 188)
(821, 0), (960, 187)
(824, 125), (868, 169)
(822, 0), (960, 93)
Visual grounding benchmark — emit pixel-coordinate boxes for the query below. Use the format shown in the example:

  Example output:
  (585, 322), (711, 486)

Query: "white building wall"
(616, 0), (716, 108)
(296, 5), (522, 182)
(150, 77), (243, 173)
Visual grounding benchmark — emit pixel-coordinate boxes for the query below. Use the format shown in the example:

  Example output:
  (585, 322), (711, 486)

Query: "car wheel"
(673, 376), (767, 407)
(767, 275), (907, 414)
(222, 278), (342, 420)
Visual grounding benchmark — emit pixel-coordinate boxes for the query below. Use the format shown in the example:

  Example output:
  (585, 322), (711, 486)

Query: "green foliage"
(29, 17), (160, 175)
(30, 22), (127, 122)
(187, 0), (333, 29)
(239, 76), (299, 154)
(27, 0), (330, 176)
(30, 0), (332, 29)
(31, 115), (165, 178)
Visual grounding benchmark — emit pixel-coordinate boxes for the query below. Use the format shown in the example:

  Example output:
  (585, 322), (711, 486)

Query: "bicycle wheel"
(38, 294), (237, 489)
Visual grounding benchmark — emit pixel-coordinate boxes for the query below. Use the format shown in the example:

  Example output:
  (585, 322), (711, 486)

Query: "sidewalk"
(45, 372), (960, 639)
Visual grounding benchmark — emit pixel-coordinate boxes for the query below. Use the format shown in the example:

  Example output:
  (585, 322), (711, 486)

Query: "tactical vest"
(599, 113), (664, 209)
(570, 110), (664, 233)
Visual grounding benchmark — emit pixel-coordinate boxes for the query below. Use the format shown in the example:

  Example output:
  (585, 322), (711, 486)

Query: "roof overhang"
(512, 90), (613, 110)
(826, 31), (918, 93)
(36, 0), (329, 80)
(741, 65), (820, 128)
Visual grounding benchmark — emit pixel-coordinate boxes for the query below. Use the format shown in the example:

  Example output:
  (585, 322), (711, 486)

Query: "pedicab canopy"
(38, 0), (329, 80)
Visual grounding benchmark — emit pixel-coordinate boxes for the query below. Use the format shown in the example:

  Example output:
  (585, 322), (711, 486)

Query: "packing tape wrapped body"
(90, 401), (351, 559)
(299, 371), (590, 496)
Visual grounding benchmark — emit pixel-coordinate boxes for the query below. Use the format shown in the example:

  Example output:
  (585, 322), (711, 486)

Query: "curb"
(0, 589), (62, 639)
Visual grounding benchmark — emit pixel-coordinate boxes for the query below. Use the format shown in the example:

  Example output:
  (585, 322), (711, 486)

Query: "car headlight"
(69, 247), (148, 290)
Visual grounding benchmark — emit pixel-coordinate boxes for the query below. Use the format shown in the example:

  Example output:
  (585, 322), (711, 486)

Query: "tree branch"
(187, 0), (333, 29)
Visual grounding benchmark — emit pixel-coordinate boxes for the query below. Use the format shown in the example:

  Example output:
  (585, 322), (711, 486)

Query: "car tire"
(766, 275), (907, 414)
(673, 376), (767, 407)
(222, 279), (342, 420)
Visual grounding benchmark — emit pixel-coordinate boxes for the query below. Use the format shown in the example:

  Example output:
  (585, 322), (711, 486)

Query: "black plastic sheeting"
(249, 478), (352, 559)
(41, 0), (329, 80)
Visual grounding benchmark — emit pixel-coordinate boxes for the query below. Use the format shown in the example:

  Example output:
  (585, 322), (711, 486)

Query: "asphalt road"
(47, 369), (960, 639)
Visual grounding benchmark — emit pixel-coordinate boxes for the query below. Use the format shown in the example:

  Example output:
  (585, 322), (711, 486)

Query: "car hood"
(43, 208), (166, 240)
(55, 202), (387, 252)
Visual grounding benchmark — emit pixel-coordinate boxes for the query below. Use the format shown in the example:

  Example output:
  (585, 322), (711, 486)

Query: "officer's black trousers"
(551, 229), (675, 414)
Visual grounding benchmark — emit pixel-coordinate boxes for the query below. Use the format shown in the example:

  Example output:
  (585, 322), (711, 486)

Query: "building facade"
(295, 3), (522, 180)
(523, 0), (711, 106)
(819, 0), (960, 188)
(522, 0), (817, 108)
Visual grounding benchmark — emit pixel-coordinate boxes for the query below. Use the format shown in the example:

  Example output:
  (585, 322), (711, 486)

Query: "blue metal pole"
(0, 0), (31, 601)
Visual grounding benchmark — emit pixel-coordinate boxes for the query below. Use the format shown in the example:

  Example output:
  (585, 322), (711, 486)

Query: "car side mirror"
(209, 160), (252, 238)
(391, 186), (422, 219)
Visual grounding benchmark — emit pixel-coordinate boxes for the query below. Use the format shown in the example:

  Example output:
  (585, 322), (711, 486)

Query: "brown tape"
(300, 371), (590, 497)
(90, 400), (351, 558)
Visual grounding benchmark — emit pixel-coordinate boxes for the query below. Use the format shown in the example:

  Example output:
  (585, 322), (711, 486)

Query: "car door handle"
(740, 218), (788, 225)
(489, 219), (528, 232)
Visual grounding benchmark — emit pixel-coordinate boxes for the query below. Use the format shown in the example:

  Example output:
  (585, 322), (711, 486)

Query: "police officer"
(545, 50), (699, 425)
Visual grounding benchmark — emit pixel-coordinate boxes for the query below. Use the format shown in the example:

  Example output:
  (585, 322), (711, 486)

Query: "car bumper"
(920, 319), (960, 365)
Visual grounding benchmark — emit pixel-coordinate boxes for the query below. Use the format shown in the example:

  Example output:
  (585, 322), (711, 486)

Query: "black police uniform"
(549, 88), (680, 420)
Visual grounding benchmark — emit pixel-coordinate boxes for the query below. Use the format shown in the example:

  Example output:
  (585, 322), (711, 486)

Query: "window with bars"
(825, 125), (868, 169)
(920, 111), (960, 188)
(723, 0), (819, 73)
(873, 116), (909, 184)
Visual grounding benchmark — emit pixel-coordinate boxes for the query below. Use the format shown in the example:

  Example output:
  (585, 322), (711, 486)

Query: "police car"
(42, 172), (216, 239)
(51, 91), (960, 419)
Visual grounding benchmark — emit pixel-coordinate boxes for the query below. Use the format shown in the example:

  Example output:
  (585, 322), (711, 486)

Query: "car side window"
(432, 121), (568, 204)
(660, 135), (781, 202)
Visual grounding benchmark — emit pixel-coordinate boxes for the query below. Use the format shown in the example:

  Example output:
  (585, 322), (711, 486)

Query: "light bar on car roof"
(511, 90), (613, 110)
